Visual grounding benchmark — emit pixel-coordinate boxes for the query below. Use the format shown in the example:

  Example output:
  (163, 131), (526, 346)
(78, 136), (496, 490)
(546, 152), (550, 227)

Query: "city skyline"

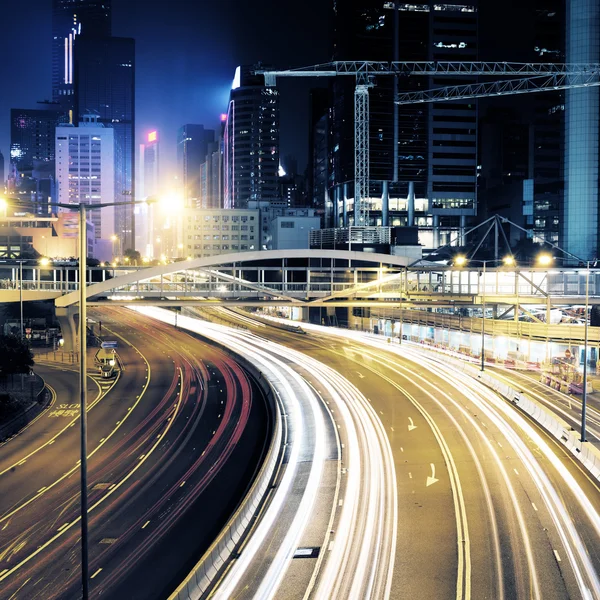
(0, 0), (329, 182)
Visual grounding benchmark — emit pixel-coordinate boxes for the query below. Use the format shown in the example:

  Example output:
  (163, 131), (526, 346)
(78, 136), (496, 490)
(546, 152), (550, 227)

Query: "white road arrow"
(426, 463), (439, 487)
(408, 417), (417, 431)
(356, 372), (365, 379)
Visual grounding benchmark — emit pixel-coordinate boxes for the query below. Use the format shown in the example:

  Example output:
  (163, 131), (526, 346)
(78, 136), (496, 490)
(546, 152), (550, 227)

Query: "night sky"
(0, 0), (330, 180)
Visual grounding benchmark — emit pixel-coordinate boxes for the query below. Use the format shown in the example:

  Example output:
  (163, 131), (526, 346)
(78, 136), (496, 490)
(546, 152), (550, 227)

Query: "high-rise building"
(52, 0), (112, 112)
(177, 124), (215, 206)
(224, 65), (280, 209)
(564, 0), (599, 260)
(10, 106), (69, 212)
(74, 35), (135, 250)
(55, 113), (115, 259)
(308, 88), (330, 215)
(138, 131), (159, 256)
(10, 107), (68, 172)
(328, 2), (477, 248)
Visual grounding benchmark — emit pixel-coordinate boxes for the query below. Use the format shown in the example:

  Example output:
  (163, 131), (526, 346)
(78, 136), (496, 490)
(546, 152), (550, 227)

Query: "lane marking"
(426, 463), (439, 487)
(532, 503), (538, 512)
(142, 520), (150, 529)
(0, 365), (181, 585)
(91, 568), (102, 579)
(553, 550), (561, 562)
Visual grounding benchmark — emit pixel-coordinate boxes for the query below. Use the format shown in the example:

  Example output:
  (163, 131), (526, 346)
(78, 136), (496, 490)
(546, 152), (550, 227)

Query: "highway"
(135, 306), (397, 600)
(188, 307), (600, 600)
(2, 302), (599, 600)
(0, 307), (269, 600)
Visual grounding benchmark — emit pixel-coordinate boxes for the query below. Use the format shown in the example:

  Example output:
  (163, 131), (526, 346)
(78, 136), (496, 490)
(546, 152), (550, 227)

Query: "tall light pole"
(582, 260), (590, 443)
(535, 252), (593, 443)
(72, 198), (153, 599)
(5, 195), (154, 600)
(78, 204), (89, 599)
(18, 260), (24, 340)
(481, 261), (486, 372)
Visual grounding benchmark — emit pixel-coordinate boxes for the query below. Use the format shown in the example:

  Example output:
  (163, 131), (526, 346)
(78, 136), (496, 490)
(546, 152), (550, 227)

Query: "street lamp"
(582, 261), (591, 443)
(534, 252), (593, 442)
(16, 259), (25, 340)
(536, 252), (553, 267)
(6, 196), (155, 600)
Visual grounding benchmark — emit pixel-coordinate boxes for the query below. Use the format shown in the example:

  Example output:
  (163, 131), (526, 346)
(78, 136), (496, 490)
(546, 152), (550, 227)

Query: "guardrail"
(169, 335), (284, 600)
(0, 376), (51, 442)
(437, 353), (600, 482)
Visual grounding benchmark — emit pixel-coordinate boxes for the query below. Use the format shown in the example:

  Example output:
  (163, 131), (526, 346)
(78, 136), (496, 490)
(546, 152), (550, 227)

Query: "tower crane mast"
(257, 61), (600, 227)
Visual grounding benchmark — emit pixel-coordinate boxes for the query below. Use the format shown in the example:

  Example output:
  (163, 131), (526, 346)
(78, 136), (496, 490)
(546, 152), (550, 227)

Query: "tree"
(0, 335), (34, 376)
(123, 248), (141, 265)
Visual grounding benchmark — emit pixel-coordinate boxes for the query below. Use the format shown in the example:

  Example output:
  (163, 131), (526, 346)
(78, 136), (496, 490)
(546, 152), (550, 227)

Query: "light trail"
(132, 306), (397, 600)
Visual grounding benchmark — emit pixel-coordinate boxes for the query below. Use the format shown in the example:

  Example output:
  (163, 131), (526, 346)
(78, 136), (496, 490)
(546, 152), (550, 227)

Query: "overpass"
(2, 250), (600, 310)
(2, 249), (600, 349)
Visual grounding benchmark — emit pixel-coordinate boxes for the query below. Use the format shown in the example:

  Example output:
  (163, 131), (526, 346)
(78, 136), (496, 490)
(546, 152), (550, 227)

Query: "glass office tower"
(74, 36), (135, 250)
(564, 0), (600, 260)
(52, 0), (112, 112)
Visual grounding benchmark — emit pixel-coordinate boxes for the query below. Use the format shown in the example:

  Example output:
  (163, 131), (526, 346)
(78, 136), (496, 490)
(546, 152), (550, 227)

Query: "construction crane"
(257, 61), (600, 227)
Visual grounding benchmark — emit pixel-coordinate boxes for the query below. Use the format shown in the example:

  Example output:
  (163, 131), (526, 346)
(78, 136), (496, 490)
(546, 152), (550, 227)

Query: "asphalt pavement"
(202, 308), (600, 600)
(0, 307), (269, 600)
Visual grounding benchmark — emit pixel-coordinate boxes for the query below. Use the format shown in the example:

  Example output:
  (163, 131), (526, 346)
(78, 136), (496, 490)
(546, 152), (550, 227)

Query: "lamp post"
(71, 198), (153, 599)
(5, 195), (155, 600)
(17, 259), (24, 340)
(582, 261), (590, 443)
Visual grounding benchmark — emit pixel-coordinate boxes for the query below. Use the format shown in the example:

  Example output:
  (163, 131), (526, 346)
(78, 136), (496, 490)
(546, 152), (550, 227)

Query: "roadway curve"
(0, 307), (269, 599)
(196, 308), (600, 600)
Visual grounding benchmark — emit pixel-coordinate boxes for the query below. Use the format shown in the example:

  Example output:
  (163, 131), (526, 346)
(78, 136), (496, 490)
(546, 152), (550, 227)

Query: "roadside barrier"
(169, 334), (284, 600)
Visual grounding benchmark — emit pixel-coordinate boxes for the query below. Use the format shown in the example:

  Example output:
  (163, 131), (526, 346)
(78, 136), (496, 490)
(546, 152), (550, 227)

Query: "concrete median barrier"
(169, 335), (284, 600)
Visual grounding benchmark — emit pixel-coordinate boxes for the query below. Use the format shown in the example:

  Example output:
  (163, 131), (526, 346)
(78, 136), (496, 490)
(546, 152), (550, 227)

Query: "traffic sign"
(101, 341), (118, 349)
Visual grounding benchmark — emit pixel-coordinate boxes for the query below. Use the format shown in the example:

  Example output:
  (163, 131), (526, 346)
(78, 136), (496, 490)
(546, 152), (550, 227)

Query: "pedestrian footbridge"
(1, 249), (599, 311)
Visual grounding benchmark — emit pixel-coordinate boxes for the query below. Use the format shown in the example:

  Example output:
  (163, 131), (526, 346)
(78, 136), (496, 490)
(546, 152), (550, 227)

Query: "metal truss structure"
(258, 61), (599, 228)
(396, 71), (600, 105)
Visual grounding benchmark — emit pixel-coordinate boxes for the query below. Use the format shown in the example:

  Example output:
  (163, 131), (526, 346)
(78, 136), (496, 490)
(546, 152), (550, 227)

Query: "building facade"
(183, 208), (259, 259)
(74, 35), (135, 251)
(224, 65), (280, 209)
(564, 0), (599, 260)
(9, 106), (69, 213)
(327, 1), (478, 249)
(55, 114), (115, 254)
(177, 124), (215, 206)
(52, 0), (112, 112)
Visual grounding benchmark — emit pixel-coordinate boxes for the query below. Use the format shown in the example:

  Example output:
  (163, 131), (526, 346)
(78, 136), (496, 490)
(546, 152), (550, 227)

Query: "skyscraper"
(10, 106), (69, 212)
(177, 124), (215, 206)
(55, 113), (115, 256)
(138, 131), (159, 255)
(224, 65), (280, 209)
(564, 0), (599, 260)
(328, 2), (477, 248)
(74, 35), (135, 250)
(52, 0), (112, 112)
(10, 107), (68, 172)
